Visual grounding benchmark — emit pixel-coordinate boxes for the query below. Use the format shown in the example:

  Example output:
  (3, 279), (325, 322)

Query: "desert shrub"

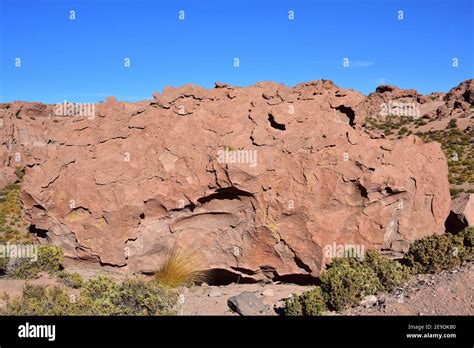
(9, 245), (63, 279)
(108, 278), (178, 315)
(285, 250), (411, 314)
(405, 232), (469, 273)
(447, 118), (457, 129)
(398, 127), (408, 135)
(57, 271), (83, 288)
(2, 277), (178, 316)
(14, 167), (25, 181)
(320, 257), (381, 311)
(362, 250), (410, 292)
(284, 287), (327, 316)
(80, 276), (178, 315)
(284, 293), (303, 316)
(458, 227), (473, 250)
(155, 247), (205, 288)
(2, 284), (79, 315)
(450, 187), (463, 197)
(36, 245), (63, 272)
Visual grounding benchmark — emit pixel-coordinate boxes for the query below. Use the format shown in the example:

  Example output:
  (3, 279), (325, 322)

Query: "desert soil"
(0, 261), (472, 316)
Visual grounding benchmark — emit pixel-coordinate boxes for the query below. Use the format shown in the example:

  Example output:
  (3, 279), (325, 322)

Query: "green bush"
(9, 245), (63, 279)
(320, 257), (381, 311)
(2, 277), (178, 316)
(14, 167), (25, 181)
(80, 277), (178, 315)
(284, 287), (327, 316)
(363, 250), (410, 292)
(2, 284), (79, 315)
(285, 250), (411, 314)
(458, 227), (473, 250)
(57, 271), (83, 289)
(405, 230), (470, 273)
(110, 278), (178, 315)
(284, 294), (303, 316)
(398, 127), (408, 135)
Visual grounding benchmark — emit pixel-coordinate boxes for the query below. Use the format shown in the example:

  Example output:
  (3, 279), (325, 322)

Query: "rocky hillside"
(1, 79), (471, 283)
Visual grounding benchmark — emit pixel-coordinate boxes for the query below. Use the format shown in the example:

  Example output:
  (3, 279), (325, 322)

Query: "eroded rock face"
(356, 79), (474, 122)
(0, 80), (452, 281)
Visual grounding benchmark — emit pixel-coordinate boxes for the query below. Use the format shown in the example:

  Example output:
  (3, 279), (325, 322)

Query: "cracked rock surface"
(0, 79), (453, 281)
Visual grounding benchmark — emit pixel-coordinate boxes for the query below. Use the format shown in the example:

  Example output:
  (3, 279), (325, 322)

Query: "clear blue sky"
(0, 0), (473, 103)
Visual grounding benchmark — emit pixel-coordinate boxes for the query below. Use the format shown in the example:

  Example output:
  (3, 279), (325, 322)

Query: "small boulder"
(360, 295), (378, 307)
(227, 291), (270, 316)
(262, 288), (274, 297)
(445, 193), (474, 233)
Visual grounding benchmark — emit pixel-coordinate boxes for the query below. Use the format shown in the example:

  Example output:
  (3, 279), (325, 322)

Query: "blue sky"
(0, 0), (473, 103)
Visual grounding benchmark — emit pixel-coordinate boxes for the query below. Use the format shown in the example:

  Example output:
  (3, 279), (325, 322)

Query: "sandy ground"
(343, 261), (473, 316)
(0, 261), (472, 316)
(178, 282), (312, 315)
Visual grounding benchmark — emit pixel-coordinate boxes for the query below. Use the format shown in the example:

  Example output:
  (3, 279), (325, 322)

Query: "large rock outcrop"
(356, 79), (473, 122)
(0, 80), (452, 282)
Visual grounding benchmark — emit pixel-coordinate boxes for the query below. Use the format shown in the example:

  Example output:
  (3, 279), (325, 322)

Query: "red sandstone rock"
(355, 79), (474, 122)
(0, 80), (455, 281)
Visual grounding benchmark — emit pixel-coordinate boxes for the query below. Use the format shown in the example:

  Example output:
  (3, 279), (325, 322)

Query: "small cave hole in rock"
(268, 113), (286, 131)
(273, 274), (320, 285)
(197, 187), (253, 205)
(357, 183), (369, 198)
(205, 269), (257, 285)
(335, 105), (356, 126)
(29, 224), (48, 238)
(139, 213), (145, 219)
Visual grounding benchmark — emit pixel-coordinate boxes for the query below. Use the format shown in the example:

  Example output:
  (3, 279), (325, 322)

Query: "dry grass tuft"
(154, 246), (206, 288)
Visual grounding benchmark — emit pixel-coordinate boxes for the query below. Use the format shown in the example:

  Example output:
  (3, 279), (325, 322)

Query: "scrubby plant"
(2, 277), (178, 316)
(405, 231), (470, 273)
(320, 257), (381, 311)
(284, 287), (327, 316)
(285, 250), (411, 314)
(284, 293), (303, 316)
(106, 278), (178, 315)
(2, 284), (77, 315)
(458, 227), (473, 251)
(154, 247), (205, 288)
(14, 166), (25, 181)
(447, 118), (458, 129)
(57, 271), (84, 289)
(0, 182), (31, 244)
(398, 126), (408, 135)
(9, 245), (63, 279)
(362, 250), (410, 292)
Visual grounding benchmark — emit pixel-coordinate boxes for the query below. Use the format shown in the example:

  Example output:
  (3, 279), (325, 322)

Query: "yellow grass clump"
(154, 246), (206, 288)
